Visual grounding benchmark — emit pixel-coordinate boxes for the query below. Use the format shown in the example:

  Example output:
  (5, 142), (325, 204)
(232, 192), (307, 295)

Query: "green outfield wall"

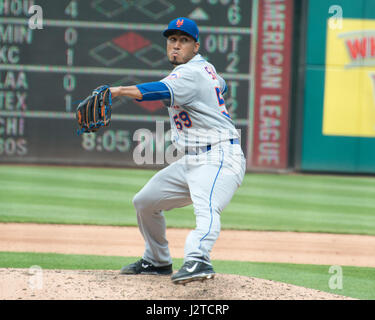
(300, 0), (375, 173)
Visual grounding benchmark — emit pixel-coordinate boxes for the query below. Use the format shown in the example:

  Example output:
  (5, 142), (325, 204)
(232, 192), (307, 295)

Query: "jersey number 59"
(173, 111), (192, 130)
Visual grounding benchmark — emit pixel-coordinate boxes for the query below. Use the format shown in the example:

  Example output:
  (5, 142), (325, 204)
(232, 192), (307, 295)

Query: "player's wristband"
(135, 82), (171, 101)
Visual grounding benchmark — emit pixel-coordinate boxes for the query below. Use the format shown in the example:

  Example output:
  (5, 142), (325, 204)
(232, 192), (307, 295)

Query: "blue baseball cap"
(163, 17), (199, 42)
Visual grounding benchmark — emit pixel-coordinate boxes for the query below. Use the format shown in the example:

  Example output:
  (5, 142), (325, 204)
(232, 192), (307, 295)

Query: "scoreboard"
(0, 0), (294, 170)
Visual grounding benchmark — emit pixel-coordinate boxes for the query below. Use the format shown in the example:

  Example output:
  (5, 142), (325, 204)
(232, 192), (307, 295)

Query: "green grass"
(1, 165), (375, 234)
(1, 165), (373, 300)
(1, 251), (374, 300)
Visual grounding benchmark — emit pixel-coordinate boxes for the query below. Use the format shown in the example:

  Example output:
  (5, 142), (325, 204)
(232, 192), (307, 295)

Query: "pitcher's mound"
(0, 269), (354, 300)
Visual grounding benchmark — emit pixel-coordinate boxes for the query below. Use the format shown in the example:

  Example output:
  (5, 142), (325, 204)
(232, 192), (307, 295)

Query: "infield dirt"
(1, 223), (373, 300)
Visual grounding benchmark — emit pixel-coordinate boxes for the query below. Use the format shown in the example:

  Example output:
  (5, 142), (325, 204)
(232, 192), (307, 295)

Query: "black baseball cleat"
(171, 260), (215, 284)
(120, 259), (172, 275)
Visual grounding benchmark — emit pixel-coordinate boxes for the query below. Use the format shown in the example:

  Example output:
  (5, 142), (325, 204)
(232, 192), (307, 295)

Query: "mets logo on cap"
(163, 17), (200, 42)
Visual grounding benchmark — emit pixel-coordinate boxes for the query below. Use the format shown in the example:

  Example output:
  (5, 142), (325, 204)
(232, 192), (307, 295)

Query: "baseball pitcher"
(76, 17), (246, 284)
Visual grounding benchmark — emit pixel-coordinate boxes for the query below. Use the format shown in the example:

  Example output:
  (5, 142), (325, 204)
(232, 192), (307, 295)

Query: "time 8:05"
(81, 130), (131, 152)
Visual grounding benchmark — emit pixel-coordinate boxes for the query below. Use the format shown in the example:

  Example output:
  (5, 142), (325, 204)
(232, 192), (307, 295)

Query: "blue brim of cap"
(163, 29), (198, 41)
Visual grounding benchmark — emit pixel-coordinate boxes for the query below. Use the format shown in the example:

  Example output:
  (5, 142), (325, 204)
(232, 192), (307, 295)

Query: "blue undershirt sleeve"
(135, 82), (171, 101)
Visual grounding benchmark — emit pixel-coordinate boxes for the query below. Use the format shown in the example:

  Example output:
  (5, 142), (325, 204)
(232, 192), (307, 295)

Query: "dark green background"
(302, 0), (375, 173)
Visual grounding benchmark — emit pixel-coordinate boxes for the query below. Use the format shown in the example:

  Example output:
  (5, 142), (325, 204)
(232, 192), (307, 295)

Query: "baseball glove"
(76, 85), (112, 135)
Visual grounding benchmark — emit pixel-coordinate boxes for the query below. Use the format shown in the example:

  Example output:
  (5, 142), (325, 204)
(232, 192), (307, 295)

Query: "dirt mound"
(0, 269), (354, 300)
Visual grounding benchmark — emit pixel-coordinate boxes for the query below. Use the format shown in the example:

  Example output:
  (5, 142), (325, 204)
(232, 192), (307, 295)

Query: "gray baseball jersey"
(161, 54), (240, 151)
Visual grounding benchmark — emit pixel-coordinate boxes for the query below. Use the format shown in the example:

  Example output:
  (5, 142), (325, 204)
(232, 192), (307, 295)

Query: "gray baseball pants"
(132, 141), (246, 267)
